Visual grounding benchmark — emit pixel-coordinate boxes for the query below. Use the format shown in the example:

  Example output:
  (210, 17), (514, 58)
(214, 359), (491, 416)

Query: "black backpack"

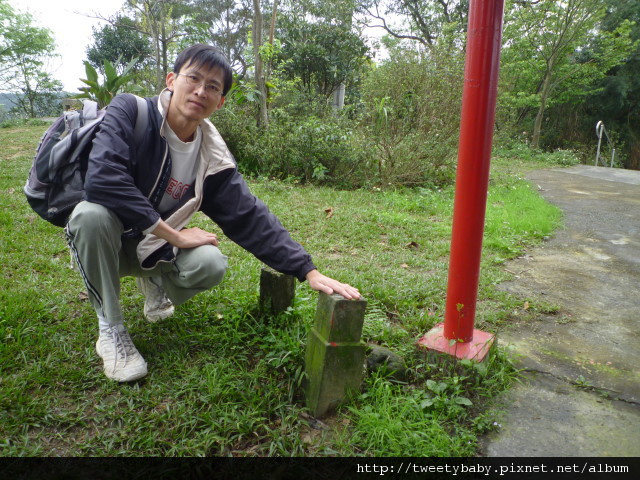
(23, 95), (148, 227)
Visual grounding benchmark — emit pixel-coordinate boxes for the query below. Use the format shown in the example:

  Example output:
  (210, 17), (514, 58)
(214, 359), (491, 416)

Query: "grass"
(0, 125), (568, 456)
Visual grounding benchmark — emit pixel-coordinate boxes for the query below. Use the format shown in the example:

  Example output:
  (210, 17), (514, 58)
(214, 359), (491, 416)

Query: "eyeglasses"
(176, 72), (223, 95)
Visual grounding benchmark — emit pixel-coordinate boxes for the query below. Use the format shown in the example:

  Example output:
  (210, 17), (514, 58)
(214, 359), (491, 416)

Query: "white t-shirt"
(157, 124), (202, 214)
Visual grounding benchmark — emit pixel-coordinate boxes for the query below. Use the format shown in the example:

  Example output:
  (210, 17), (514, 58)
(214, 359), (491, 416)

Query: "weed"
(572, 375), (614, 400)
(574, 375), (594, 389)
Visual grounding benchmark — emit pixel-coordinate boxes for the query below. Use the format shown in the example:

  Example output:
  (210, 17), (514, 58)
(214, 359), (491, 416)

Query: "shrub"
(213, 105), (370, 187)
(211, 103), (264, 175)
(0, 117), (51, 128)
(215, 45), (464, 189)
(492, 136), (581, 167)
(356, 46), (465, 187)
(267, 111), (370, 185)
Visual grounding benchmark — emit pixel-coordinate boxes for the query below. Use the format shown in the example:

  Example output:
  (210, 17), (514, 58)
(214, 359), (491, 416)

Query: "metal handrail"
(595, 121), (616, 168)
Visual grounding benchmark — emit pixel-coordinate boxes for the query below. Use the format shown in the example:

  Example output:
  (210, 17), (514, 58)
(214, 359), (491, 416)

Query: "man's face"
(165, 62), (226, 123)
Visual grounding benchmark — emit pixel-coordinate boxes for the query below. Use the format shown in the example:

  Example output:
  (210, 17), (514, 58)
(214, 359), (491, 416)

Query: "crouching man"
(66, 44), (360, 382)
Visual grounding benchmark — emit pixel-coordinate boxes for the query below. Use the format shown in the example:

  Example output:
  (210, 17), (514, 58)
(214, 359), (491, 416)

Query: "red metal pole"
(444, 0), (505, 342)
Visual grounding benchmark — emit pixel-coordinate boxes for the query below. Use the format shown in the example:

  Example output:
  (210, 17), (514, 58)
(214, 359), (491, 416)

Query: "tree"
(188, 0), (252, 76)
(126, 0), (194, 91)
(499, 0), (633, 149)
(87, 15), (152, 74)
(87, 1), (196, 91)
(11, 69), (62, 118)
(358, 0), (469, 51)
(0, 0), (63, 116)
(276, 1), (370, 100)
(582, 0), (640, 168)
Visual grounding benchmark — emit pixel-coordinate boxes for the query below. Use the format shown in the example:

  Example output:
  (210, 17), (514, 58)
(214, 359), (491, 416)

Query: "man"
(66, 44), (360, 383)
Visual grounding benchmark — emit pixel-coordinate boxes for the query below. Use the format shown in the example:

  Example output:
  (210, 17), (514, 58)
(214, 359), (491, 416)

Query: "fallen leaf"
(406, 241), (419, 250)
(523, 301), (530, 310)
(78, 292), (89, 301)
(324, 207), (334, 218)
(401, 263), (409, 269)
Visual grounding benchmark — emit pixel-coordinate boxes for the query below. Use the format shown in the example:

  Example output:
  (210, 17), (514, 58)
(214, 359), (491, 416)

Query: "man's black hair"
(173, 44), (233, 97)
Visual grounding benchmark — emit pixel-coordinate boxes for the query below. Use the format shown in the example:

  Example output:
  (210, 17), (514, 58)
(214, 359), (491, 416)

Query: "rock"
(366, 344), (407, 381)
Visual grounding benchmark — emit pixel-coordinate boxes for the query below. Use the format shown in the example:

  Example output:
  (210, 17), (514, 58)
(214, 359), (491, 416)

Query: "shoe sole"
(144, 305), (175, 323)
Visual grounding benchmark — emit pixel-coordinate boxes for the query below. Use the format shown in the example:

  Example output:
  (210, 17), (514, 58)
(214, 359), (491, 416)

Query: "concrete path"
(480, 165), (640, 457)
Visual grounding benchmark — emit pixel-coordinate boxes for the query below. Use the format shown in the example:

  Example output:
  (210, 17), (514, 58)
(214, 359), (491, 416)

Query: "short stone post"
(305, 292), (367, 417)
(259, 267), (295, 315)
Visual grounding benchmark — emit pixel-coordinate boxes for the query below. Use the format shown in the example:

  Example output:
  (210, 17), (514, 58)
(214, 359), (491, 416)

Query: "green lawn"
(0, 124), (566, 456)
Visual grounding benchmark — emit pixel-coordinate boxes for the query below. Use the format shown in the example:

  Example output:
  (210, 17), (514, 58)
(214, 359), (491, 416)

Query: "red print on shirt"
(166, 178), (190, 200)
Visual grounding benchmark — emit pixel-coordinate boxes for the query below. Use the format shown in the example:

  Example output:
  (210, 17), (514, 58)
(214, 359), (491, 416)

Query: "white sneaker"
(136, 277), (175, 322)
(96, 324), (148, 382)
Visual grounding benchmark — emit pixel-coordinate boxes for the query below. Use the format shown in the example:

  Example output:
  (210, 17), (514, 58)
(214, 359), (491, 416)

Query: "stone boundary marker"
(259, 267), (295, 315)
(258, 269), (368, 417)
(305, 293), (367, 418)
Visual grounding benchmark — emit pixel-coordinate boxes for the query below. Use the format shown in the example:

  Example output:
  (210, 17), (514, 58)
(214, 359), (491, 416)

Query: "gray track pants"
(66, 201), (228, 326)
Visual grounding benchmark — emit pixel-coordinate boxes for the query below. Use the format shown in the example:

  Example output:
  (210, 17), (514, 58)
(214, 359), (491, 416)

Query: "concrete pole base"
(417, 322), (495, 362)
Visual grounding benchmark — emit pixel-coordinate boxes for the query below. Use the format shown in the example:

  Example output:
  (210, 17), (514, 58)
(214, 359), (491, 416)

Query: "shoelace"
(146, 278), (170, 307)
(109, 327), (133, 373)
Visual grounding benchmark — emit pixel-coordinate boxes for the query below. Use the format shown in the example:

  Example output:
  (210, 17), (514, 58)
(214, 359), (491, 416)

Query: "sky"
(8, 0), (126, 92)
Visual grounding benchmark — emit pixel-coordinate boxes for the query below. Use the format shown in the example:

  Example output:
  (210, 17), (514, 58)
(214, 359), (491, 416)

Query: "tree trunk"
(151, 19), (163, 92)
(532, 62), (554, 149)
(331, 7), (353, 112)
(269, 0), (278, 45)
(264, 0), (278, 87)
(252, 0), (268, 128)
(161, 21), (168, 84)
(332, 83), (346, 110)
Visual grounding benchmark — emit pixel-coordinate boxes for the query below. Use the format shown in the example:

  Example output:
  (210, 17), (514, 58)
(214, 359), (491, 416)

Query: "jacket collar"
(157, 88), (172, 139)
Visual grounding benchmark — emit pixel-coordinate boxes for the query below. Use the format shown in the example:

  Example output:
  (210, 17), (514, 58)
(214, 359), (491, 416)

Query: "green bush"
(356, 46), (465, 187)
(0, 117), (51, 129)
(211, 103), (263, 175)
(213, 105), (370, 187)
(214, 45), (465, 189)
(268, 111), (370, 185)
(492, 136), (581, 167)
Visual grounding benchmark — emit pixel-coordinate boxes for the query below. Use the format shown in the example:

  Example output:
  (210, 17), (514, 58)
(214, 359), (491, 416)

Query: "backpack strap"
(82, 100), (99, 121)
(132, 95), (149, 143)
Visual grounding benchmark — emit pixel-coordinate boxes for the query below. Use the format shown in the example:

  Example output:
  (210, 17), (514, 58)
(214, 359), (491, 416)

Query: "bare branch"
(360, 6), (430, 47)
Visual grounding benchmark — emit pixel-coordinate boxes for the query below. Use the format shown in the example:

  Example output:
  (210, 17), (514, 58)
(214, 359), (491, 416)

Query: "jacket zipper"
(149, 142), (170, 201)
